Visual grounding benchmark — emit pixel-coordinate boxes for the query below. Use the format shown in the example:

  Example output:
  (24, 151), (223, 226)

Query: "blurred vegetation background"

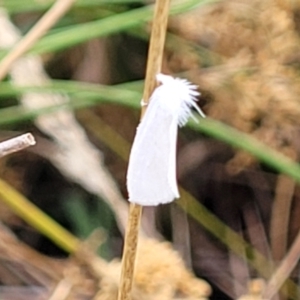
(1, 0), (300, 299)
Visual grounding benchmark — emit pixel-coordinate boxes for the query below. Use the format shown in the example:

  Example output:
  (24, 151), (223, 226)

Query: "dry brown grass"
(169, 0), (300, 171)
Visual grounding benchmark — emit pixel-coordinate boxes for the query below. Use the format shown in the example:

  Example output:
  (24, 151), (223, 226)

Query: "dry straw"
(117, 0), (171, 300)
(0, 0), (75, 81)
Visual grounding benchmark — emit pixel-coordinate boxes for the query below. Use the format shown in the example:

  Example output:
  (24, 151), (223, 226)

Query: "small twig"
(0, 0), (75, 81)
(117, 1), (171, 300)
(0, 133), (36, 158)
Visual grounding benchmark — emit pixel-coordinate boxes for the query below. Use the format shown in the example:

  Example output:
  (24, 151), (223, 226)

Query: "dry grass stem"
(263, 231), (300, 299)
(118, 0), (171, 300)
(0, 10), (129, 235)
(0, 133), (35, 158)
(48, 278), (72, 300)
(0, 0), (75, 81)
(270, 175), (295, 262)
(142, 0), (171, 109)
(118, 204), (142, 300)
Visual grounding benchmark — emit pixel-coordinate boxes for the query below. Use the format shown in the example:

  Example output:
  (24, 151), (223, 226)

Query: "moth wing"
(127, 100), (179, 206)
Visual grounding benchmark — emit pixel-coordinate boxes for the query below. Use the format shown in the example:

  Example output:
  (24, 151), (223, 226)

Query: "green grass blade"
(1, 79), (299, 185)
(27, 0), (218, 54)
(1, 0), (146, 14)
(0, 81), (141, 124)
(188, 117), (300, 183)
(0, 178), (79, 253)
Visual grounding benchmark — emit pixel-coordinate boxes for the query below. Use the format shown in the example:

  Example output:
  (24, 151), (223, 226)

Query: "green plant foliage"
(2, 0), (147, 14)
(63, 190), (114, 259)
(1, 2), (300, 298)
(1, 80), (300, 186)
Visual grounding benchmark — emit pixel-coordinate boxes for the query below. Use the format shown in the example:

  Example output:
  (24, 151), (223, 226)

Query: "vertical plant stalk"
(0, 133), (35, 158)
(117, 1), (171, 300)
(0, 0), (75, 81)
(141, 0), (171, 112)
(270, 175), (294, 261)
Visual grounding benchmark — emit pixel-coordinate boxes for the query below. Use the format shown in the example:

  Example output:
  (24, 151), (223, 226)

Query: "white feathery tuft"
(156, 73), (205, 126)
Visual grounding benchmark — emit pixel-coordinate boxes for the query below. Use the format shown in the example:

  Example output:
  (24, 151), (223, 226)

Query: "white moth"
(127, 73), (205, 206)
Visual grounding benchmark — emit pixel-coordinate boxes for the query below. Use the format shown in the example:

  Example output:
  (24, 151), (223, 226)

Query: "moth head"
(156, 73), (173, 85)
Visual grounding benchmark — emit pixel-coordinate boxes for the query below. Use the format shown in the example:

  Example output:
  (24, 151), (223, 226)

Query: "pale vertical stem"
(0, 133), (35, 158)
(0, 0), (75, 81)
(117, 1), (171, 300)
(117, 204), (142, 300)
(263, 232), (300, 299)
(270, 175), (294, 261)
(141, 0), (171, 115)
